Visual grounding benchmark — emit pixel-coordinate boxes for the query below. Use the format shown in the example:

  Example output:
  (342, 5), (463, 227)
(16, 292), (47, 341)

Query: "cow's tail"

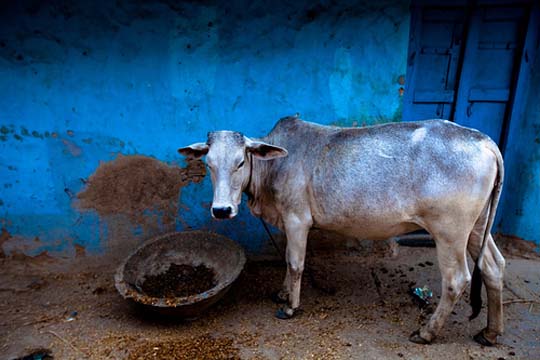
(469, 141), (504, 320)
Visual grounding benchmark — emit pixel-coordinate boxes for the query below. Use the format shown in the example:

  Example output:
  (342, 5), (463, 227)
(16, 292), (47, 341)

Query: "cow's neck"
(243, 153), (266, 218)
(244, 152), (256, 202)
(243, 151), (284, 229)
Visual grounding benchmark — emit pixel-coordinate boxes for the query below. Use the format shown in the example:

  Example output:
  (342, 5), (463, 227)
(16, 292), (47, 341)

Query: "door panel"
(403, 7), (465, 121)
(451, 5), (527, 144)
(464, 102), (508, 140)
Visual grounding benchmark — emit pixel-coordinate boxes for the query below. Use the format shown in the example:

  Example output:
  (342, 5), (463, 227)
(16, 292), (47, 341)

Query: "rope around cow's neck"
(245, 152), (285, 261)
(260, 217), (285, 261)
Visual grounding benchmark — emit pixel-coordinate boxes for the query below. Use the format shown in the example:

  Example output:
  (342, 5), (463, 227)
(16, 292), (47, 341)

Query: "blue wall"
(0, 1), (410, 257)
(498, 26), (540, 246)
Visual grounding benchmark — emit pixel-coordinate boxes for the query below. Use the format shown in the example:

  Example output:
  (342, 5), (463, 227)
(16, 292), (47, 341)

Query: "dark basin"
(115, 231), (246, 319)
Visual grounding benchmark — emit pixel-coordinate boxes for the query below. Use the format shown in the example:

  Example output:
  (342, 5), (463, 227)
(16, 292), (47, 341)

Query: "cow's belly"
(311, 206), (422, 240)
(308, 170), (422, 239)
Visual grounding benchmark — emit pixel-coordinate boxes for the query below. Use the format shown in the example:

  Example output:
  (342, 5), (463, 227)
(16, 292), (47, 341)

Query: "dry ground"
(1, 242), (539, 360)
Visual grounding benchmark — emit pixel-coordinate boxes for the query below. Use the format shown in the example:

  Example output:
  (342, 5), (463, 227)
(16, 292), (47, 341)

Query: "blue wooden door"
(403, 7), (466, 121)
(453, 5), (528, 144)
(403, 1), (531, 146)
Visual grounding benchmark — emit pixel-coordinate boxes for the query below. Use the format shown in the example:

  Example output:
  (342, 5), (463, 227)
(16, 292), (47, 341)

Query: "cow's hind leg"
(410, 228), (471, 344)
(275, 213), (311, 319)
(468, 232), (505, 346)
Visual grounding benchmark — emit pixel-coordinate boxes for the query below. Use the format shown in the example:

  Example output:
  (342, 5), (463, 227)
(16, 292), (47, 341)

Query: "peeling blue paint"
(0, 0), (419, 256)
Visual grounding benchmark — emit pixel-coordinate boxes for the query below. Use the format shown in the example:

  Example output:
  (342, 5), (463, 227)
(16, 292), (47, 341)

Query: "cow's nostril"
(212, 206), (232, 219)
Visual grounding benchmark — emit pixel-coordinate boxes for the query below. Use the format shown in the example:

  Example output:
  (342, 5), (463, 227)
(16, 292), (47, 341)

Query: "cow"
(179, 116), (505, 346)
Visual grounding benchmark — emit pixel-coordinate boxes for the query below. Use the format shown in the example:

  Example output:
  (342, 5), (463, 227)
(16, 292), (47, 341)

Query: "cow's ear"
(245, 138), (288, 160)
(178, 142), (209, 159)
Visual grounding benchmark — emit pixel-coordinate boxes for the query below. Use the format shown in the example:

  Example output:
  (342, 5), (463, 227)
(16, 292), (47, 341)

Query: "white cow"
(179, 116), (505, 345)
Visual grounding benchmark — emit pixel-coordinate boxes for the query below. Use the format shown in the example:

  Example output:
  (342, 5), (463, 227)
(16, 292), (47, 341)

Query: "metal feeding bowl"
(115, 231), (246, 318)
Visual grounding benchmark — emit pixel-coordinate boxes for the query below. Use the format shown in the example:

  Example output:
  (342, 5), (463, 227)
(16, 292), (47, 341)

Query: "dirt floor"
(1, 242), (539, 360)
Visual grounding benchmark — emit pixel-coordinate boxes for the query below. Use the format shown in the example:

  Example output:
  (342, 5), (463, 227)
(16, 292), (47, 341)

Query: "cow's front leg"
(270, 269), (289, 304)
(275, 213), (311, 319)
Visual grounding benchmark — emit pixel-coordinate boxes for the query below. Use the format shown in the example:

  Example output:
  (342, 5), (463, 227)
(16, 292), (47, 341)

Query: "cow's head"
(179, 131), (287, 219)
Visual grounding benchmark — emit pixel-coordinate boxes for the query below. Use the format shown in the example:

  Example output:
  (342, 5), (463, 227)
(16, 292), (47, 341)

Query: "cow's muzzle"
(212, 206), (233, 219)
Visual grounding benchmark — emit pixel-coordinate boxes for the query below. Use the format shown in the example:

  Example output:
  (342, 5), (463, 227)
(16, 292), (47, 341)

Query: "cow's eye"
(237, 160), (245, 170)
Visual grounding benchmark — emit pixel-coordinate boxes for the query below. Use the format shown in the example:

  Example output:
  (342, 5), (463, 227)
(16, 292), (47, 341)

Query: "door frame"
(500, 2), (540, 153)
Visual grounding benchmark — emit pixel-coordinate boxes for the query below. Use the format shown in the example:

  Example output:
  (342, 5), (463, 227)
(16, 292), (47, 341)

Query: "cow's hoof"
(473, 329), (496, 346)
(275, 307), (295, 320)
(270, 291), (288, 304)
(409, 330), (431, 345)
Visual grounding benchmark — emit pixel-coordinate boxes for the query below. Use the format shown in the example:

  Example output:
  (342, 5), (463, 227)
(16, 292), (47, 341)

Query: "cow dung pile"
(76, 154), (206, 224)
(140, 264), (217, 298)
